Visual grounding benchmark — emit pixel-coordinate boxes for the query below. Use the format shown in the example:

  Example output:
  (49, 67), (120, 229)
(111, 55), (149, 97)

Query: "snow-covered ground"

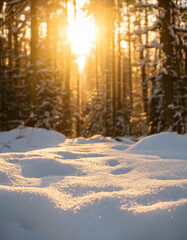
(0, 127), (187, 240)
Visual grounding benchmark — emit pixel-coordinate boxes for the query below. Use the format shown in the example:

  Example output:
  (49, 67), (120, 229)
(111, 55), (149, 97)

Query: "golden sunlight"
(67, 1), (95, 70)
(39, 22), (47, 38)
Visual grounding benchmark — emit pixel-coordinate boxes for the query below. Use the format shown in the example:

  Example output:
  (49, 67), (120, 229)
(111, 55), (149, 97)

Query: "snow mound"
(125, 132), (187, 159)
(0, 127), (66, 152)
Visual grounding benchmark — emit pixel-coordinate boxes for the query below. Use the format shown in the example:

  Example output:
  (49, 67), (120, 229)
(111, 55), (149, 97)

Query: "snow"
(137, 3), (158, 9)
(0, 127), (66, 152)
(125, 132), (187, 159)
(139, 42), (163, 52)
(0, 128), (187, 240)
(173, 26), (187, 33)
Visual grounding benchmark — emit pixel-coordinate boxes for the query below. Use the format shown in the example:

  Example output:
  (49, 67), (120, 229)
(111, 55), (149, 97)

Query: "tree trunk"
(158, 0), (174, 131)
(30, 0), (38, 108)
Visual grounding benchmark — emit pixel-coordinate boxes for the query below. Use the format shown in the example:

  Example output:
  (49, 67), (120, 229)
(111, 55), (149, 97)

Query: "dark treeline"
(0, 0), (186, 137)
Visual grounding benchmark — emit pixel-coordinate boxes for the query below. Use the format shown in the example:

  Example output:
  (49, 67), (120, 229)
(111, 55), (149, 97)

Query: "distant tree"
(29, 0), (38, 124)
(149, 0), (187, 134)
(0, 0), (30, 130)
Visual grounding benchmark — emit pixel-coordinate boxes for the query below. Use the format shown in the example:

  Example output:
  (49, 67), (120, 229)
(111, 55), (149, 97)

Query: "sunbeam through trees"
(0, 0), (186, 137)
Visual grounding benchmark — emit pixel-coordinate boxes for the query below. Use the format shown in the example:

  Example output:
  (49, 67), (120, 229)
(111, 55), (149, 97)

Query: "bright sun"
(67, 1), (95, 70)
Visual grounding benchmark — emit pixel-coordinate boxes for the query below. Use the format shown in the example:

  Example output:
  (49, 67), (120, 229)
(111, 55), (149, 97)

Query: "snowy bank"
(0, 127), (66, 152)
(125, 132), (187, 159)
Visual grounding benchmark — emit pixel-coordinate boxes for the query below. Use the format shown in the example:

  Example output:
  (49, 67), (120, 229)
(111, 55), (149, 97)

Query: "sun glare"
(67, 2), (95, 70)
(37, 1), (95, 71)
(39, 22), (47, 38)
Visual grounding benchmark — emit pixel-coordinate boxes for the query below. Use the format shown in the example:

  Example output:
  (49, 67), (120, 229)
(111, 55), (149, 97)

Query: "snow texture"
(0, 127), (66, 152)
(125, 132), (187, 159)
(0, 128), (187, 240)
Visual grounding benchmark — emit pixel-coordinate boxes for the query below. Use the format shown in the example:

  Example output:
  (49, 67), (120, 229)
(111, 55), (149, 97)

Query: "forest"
(0, 0), (186, 138)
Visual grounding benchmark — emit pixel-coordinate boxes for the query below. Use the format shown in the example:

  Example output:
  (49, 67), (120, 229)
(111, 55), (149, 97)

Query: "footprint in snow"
(107, 159), (120, 167)
(111, 167), (133, 175)
(19, 158), (81, 178)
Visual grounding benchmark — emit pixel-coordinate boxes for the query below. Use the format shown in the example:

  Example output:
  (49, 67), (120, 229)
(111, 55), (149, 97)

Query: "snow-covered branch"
(137, 2), (159, 9)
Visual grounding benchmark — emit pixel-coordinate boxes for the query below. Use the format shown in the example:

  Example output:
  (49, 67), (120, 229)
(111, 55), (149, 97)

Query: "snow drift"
(125, 132), (187, 159)
(0, 127), (66, 152)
